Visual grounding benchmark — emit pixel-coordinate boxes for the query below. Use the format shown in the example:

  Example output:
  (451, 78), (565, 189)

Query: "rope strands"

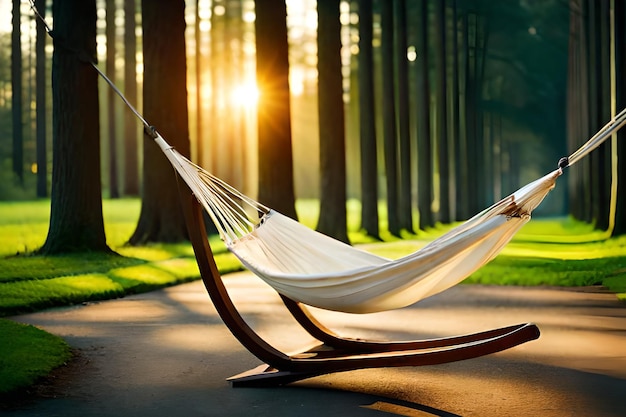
(154, 134), (269, 244)
(565, 107), (626, 167)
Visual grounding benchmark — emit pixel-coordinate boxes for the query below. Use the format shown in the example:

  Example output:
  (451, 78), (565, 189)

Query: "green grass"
(358, 217), (626, 290)
(0, 251), (241, 317)
(0, 200), (241, 316)
(1, 198), (625, 396)
(468, 255), (626, 286)
(0, 252), (144, 283)
(0, 318), (72, 394)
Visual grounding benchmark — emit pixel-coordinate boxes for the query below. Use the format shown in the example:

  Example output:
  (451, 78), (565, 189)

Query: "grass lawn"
(0, 198), (625, 395)
(0, 319), (71, 395)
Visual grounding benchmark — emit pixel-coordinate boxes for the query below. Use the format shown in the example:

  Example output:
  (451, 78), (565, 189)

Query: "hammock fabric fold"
(155, 134), (561, 314)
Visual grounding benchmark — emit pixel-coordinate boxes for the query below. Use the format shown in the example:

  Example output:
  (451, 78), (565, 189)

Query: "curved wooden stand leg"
(280, 295), (539, 353)
(226, 322), (540, 387)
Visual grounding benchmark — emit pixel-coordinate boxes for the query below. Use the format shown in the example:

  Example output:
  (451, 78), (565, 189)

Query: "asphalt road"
(4, 272), (626, 417)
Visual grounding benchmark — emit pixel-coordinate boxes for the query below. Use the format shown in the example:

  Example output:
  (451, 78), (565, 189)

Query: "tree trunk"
(394, 0), (413, 232)
(475, 14), (489, 208)
(566, 0), (578, 217)
(616, 122), (626, 236)
(194, 0), (203, 166)
(40, 0), (110, 254)
(123, 0), (139, 196)
(35, 0), (48, 198)
(450, 0), (464, 220)
(592, 0), (612, 230)
(586, 0), (602, 226)
(578, 0), (592, 223)
(316, 0), (349, 243)
(415, 0), (434, 230)
(613, 0), (626, 236)
(586, 0), (599, 215)
(129, 0), (190, 245)
(380, 0), (399, 235)
(11, 0), (23, 185)
(482, 111), (493, 204)
(106, 0), (119, 198)
(568, 0), (591, 221)
(434, 0), (450, 223)
(209, 0), (222, 174)
(255, 0), (297, 219)
(222, 0), (237, 187)
(357, 0), (379, 238)
(600, 0), (612, 230)
(227, 0), (245, 190)
(465, 11), (482, 214)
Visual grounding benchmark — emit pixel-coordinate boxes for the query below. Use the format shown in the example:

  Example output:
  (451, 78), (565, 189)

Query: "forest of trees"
(567, 0), (626, 235)
(1, 0), (625, 254)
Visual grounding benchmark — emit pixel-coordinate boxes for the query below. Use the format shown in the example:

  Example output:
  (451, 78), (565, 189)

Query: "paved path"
(5, 272), (626, 417)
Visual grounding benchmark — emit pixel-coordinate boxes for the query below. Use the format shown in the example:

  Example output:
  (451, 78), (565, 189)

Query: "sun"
(231, 83), (260, 108)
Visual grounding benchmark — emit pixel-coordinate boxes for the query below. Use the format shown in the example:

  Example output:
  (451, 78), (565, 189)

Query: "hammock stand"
(180, 189), (540, 387)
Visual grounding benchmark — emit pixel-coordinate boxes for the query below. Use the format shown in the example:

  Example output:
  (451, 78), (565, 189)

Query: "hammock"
(154, 107), (626, 314)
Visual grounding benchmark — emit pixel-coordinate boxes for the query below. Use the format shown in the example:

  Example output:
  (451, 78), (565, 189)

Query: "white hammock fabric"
(155, 134), (560, 313)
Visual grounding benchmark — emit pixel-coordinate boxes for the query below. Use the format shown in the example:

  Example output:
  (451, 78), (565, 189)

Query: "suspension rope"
(559, 105), (626, 169)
